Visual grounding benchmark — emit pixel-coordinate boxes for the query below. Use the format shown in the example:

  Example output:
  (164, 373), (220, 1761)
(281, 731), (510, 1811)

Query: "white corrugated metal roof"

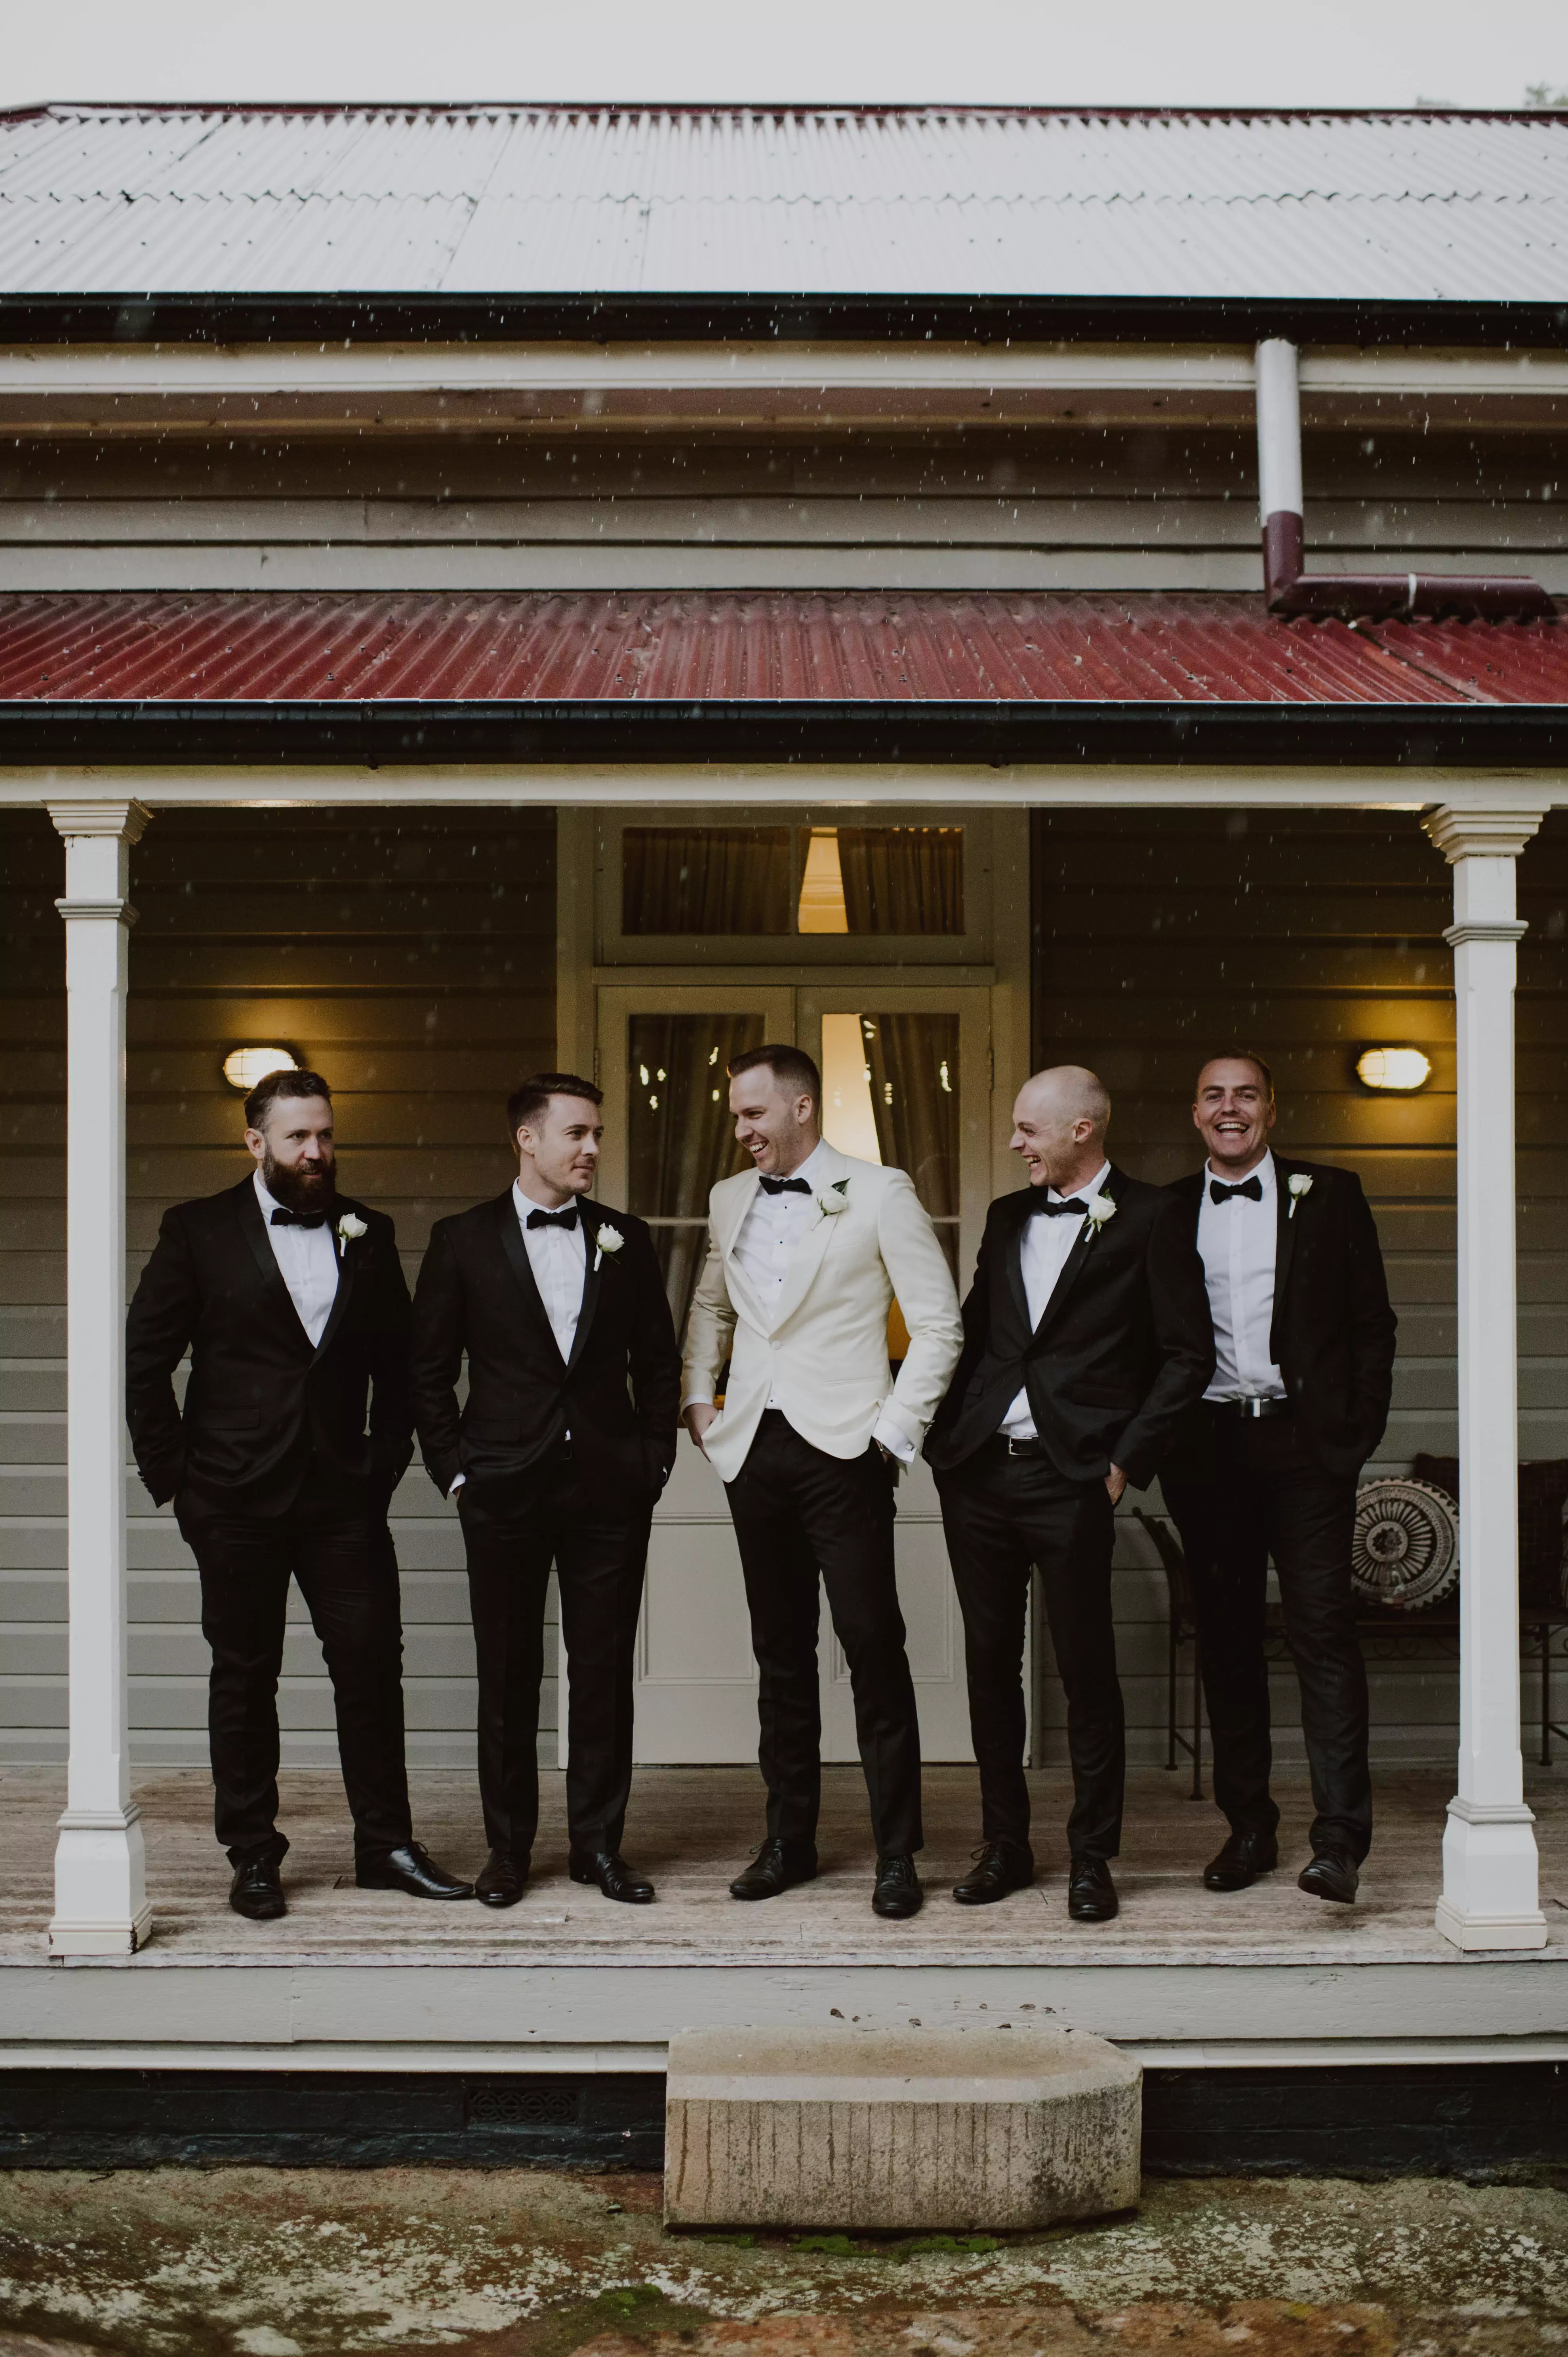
(1, 103), (1565, 300)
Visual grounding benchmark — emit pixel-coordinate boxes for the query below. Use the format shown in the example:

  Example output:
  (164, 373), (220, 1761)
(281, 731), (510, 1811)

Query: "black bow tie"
(759, 1175), (812, 1196)
(526, 1205), (578, 1231)
(1032, 1195), (1089, 1217)
(1210, 1176), (1264, 1206)
(270, 1207), (328, 1229)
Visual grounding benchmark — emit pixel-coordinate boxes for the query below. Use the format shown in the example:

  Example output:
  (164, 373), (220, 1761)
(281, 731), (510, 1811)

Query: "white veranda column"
(1423, 804), (1547, 1952)
(48, 799), (153, 1956)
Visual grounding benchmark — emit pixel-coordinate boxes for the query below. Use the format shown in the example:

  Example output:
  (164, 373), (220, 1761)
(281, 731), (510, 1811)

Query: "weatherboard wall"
(2, 426), (1564, 599)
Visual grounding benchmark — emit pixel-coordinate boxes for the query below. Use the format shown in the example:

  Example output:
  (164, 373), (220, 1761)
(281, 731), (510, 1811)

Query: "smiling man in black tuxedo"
(125, 1068), (472, 1921)
(411, 1074), (681, 1909)
(1161, 1053), (1397, 1907)
(926, 1065), (1214, 1923)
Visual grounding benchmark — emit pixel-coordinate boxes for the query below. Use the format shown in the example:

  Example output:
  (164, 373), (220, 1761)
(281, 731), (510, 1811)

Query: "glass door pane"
(627, 1010), (764, 1331)
(819, 1009), (961, 1279)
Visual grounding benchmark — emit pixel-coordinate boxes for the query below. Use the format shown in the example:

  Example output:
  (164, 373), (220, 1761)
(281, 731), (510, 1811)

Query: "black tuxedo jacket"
(410, 1191), (681, 1512)
(125, 1178), (415, 1516)
(925, 1165), (1215, 1489)
(1167, 1157), (1397, 1481)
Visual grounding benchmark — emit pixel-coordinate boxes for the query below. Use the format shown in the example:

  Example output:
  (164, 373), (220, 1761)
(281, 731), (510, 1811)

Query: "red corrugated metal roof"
(4, 590), (1563, 708)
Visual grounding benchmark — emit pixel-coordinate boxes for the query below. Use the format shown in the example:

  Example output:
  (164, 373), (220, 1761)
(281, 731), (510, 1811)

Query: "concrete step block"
(664, 2023), (1141, 2232)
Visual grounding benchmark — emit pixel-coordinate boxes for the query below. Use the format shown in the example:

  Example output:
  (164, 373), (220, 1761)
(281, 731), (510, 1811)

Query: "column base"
(1434, 1896), (1549, 1953)
(49, 1805), (152, 1957)
(1435, 1795), (1547, 1953)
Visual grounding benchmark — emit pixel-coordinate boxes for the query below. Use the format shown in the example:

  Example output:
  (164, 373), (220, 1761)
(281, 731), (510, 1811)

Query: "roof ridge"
(5, 100), (1567, 124)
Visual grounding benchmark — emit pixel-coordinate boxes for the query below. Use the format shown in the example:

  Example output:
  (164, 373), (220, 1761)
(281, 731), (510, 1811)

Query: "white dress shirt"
(697, 1139), (915, 1463)
(1000, 1160), (1112, 1443)
(254, 1170), (338, 1348)
(1196, 1149), (1287, 1402)
(514, 1177), (588, 1363)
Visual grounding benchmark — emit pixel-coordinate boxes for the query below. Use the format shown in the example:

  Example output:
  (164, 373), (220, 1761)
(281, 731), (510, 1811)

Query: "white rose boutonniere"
(1083, 1192), (1117, 1243)
(817, 1179), (850, 1216)
(593, 1222), (625, 1273)
(1288, 1173), (1313, 1220)
(335, 1211), (367, 1259)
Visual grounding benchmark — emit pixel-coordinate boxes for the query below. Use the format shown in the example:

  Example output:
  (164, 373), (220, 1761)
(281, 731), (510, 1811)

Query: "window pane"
(627, 1011), (764, 1330)
(861, 1012), (960, 1225)
(834, 826), (964, 934)
(623, 827), (791, 935)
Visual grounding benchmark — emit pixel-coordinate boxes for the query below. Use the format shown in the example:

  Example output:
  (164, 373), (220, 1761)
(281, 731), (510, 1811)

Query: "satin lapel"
(1005, 1195), (1033, 1333)
(234, 1179), (314, 1356)
(494, 1193), (566, 1365)
(1031, 1164), (1126, 1345)
(1273, 1156), (1300, 1320)
(566, 1202), (605, 1375)
(312, 1212), (358, 1362)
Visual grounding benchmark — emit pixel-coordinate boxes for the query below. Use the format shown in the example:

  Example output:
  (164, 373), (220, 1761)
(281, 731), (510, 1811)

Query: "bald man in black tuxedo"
(927, 1065), (1214, 1924)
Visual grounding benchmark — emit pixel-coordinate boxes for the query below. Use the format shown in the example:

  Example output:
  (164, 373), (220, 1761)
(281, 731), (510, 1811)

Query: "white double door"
(580, 982), (996, 1766)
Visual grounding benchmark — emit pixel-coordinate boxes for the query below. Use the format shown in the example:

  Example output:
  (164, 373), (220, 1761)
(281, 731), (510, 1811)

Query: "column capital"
(1422, 804), (1548, 863)
(1443, 919), (1528, 948)
(47, 799), (152, 845)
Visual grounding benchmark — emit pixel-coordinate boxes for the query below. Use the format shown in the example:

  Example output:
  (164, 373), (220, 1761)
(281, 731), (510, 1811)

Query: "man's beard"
(263, 1150), (335, 1215)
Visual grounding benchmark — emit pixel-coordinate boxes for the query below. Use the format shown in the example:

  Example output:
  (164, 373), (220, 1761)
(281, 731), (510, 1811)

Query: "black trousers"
(937, 1442), (1122, 1859)
(725, 1410), (922, 1857)
(1161, 1409), (1371, 1863)
(459, 1452), (652, 1861)
(177, 1468), (413, 1866)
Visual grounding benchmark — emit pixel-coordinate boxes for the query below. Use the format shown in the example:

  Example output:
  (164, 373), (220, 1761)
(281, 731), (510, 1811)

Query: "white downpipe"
(1254, 337), (1304, 527)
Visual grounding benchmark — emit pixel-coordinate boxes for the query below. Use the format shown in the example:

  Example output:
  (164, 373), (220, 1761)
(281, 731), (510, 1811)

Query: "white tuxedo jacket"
(682, 1142), (964, 1483)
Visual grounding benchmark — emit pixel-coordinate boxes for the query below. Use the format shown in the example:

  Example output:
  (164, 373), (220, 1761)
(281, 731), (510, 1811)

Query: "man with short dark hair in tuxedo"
(126, 1068), (472, 1920)
(927, 1065), (1214, 1923)
(411, 1074), (681, 1909)
(1161, 1053), (1397, 1906)
(684, 1043), (964, 1921)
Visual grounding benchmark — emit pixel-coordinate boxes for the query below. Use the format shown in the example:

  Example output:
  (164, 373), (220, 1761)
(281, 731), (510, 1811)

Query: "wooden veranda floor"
(6, 1762), (1566, 1969)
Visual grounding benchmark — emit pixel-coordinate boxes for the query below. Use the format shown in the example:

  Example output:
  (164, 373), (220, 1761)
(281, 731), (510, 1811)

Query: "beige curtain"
(864, 1011), (960, 1277)
(837, 827), (964, 935)
(623, 828), (790, 935)
(627, 1012), (764, 1331)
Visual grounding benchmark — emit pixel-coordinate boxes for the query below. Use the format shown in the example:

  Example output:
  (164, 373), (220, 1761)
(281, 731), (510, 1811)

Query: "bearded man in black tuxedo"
(411, 1074), (681, 1909)
(126, 1068), (472, 1921)
(1161, 1053), (1397, 1907)
(926, 1065), (1214, 1923)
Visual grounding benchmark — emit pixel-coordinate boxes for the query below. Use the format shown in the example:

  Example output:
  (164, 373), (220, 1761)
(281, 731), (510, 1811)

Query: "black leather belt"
(991, 1433), (1047, 1458)
(1204, 1396), (1291, 1421)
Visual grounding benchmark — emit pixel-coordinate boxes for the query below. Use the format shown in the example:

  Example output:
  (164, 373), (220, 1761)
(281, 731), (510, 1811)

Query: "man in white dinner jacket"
(683, 1043), (963, 1919)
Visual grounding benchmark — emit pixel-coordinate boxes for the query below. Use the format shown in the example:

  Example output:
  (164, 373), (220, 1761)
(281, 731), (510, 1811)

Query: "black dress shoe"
(872, 1853), (923, 1919)
(1298, 1850), (1359, 1905)
(1067, 1855), (1119, 1922)
(229, 1854), (286, 1920)
(356, 1840), (474, 1899)
(729, 1837), (819, 1901)
(570, 1849), (655, 1904)
(1204, 1829), (1280, 1892)
(475, 1847), (529, 1909)
(953, 1841), (1035, 1906)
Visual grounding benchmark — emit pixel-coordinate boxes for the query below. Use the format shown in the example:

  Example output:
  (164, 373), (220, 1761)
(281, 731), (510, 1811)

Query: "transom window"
(622, 824), (964, 939)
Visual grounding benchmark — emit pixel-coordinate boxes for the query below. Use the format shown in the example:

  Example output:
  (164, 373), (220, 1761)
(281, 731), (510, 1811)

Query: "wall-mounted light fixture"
(1356, 1047), (1432, 1094)
(222, 1045), (300, 1095)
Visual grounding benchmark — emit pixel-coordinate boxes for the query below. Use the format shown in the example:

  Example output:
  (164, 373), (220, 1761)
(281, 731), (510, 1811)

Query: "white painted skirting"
(4, 1953), (1564, 2063)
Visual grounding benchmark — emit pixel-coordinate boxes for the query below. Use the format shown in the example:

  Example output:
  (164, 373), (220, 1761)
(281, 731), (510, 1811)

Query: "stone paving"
(1, 2166), (1566, 2357)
